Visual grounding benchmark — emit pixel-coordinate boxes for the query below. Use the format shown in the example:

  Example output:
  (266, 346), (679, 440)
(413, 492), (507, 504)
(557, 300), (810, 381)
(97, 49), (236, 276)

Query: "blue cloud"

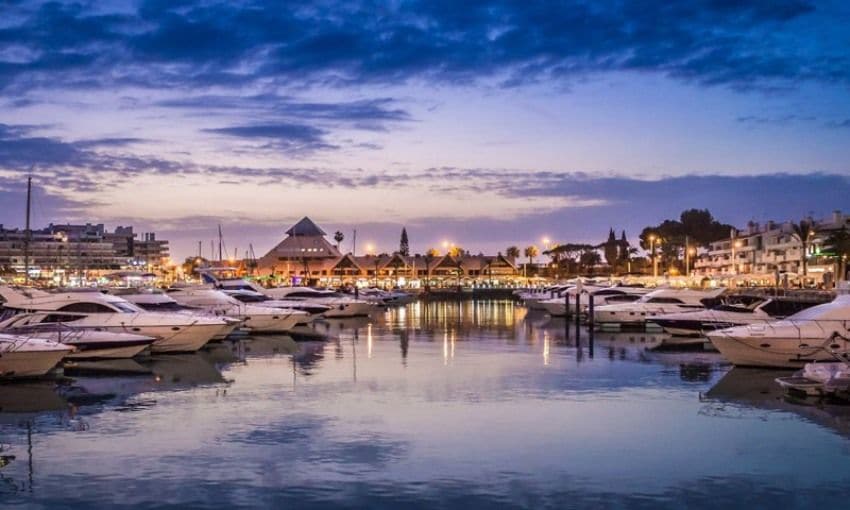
(0, 0), (838, 93)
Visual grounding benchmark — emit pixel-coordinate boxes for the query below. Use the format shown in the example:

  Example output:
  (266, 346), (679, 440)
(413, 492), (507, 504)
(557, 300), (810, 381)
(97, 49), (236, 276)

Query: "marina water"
(3, 299), (850, 508)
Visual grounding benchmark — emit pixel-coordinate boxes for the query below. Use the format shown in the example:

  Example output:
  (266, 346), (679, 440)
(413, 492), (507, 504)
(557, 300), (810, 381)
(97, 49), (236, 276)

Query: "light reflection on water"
(2, 299), (850, 508)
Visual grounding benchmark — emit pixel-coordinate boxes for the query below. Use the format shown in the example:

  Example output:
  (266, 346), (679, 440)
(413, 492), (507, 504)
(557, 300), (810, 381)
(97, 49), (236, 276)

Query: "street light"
(686, 246), (697, 277)
(649, 234), (659, 278)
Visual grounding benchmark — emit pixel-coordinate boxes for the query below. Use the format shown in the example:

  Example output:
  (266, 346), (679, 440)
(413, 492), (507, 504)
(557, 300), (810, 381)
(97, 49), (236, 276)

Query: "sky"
(1, 0), (849, 260)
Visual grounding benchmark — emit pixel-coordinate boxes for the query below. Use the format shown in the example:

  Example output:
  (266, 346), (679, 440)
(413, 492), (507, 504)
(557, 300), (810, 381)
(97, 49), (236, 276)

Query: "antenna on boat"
(352, 229), (357, 256)
(24, 174), (32, 285)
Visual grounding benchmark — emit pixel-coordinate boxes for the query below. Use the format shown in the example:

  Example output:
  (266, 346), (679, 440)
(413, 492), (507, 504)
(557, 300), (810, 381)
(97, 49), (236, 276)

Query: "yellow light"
(649, 234), (656, 242)
(365, 243), (375, 254)
(442, 240), (449, 249)
(735, 240), (743, 248)
(542, 237), (550, 245)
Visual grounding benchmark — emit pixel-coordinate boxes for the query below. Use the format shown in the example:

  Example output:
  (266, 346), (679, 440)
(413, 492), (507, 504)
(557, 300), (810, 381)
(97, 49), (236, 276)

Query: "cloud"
(0, 0), (838, 95)
(204, 123), (337, 155)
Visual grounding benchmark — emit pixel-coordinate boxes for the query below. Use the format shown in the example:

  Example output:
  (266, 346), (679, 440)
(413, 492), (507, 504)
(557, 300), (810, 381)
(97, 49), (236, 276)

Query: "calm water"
(3, 300), (850, 509)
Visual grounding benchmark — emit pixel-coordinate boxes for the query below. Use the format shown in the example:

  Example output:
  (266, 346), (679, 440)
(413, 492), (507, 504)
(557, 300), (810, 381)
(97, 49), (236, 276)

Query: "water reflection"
(3, 300), (850, 508)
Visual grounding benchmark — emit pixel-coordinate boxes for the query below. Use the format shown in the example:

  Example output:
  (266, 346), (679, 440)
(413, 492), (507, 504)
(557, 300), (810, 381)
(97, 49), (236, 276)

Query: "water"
(3, 300), (850, 509)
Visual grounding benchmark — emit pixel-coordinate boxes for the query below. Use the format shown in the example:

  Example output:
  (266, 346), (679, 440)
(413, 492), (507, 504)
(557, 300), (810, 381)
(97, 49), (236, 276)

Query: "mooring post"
(588, 294), (595, 328)
(575, 292), (581, 327)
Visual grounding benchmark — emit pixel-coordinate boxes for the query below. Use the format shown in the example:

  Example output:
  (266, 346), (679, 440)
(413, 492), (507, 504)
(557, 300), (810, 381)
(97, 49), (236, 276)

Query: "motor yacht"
(165, 287), (308, 333)
(261, 287), (374, 318)
(0, 314), (156, 359)
(592, 288), (726, 328)
(706, 295), (850, 368)
(219, 288), (330, 319)
(106, 288), (244, 339)
(539, 287), (647, 317)
(201, 273), (376, 318)
(355, 288), (416, 306)
(0, 286), (229, 353)
(516, 285), (572, 310)
(0, 333), (73, 378)
(648, 296), (828, 337)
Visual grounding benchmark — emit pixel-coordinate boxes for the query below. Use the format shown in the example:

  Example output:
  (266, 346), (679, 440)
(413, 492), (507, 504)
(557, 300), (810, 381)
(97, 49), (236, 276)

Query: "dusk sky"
(1, 0), (850, 259)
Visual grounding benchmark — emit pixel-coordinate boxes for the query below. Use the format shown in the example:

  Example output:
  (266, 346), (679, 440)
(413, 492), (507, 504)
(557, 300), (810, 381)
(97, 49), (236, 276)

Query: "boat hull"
(709, 335), (850, 368)
(64, 342), (151, 360)
(0, 349), (69, 378)
(94, 324), (225, 353)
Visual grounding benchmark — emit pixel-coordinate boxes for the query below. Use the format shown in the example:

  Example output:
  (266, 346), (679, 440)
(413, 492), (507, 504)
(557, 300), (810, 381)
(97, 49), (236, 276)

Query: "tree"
(524, 245), (539, 265)
(791, 220), (815, 277)
(506, 246), (520, 259)
(823, 226), (850, 282)
(426, 247), (440, 257)
(448, 245), (465, 257)
(399, 227), (410, 256)
(334, 231), (344, 250)
(579, 249), (602, 271)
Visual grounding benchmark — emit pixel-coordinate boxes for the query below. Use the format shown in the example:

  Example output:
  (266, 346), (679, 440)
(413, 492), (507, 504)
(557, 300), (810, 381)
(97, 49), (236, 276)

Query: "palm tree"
(823, 226), (850, 282)
(524, 245), (539, 281)
(506, 246), (520, 259)
(333, 231), (344, 250)
(791, 220), (815, 277)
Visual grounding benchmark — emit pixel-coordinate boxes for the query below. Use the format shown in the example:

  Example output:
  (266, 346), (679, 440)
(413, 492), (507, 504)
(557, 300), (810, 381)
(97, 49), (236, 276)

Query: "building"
(257, 217), (519, 286)
(0, 223), (169, 282)
(693, 210), (849, 284)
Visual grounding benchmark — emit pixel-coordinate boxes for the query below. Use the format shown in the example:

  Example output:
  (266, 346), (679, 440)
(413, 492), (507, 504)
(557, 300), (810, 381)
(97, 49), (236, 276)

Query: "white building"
(694, 210), (849, 284)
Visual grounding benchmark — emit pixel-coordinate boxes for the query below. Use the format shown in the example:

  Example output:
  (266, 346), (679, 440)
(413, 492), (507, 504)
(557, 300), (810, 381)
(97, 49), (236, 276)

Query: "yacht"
(201, 275), (357, 317)
(539, 287), (647, 317)
(165, 287), (308, 333)
(592, 288), (726, 328)
(516, 285), (572, 310)
(0, 333), (73, 378)
(218, 288), (331, 319)
(648, 296), (827, 337)
(0, 286), (229, 353)
(105, 288), (244, 339)
(706, 295), (850, 368)
(261, 286), (375, 318)
(355, 288), (416, 306)
(0, 314), (156, 359)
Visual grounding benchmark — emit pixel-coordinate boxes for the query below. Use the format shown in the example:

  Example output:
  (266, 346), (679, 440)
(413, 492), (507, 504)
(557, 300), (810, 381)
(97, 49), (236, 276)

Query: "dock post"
(588, 294), (595, 328)
(575, 292), (581, 327)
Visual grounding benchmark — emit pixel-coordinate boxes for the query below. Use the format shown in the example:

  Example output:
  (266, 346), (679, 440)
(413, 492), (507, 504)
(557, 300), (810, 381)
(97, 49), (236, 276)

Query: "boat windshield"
(112, 301), (143, 313)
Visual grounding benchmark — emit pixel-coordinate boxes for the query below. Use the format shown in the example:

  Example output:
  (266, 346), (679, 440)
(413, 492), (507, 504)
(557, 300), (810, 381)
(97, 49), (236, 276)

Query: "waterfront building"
(693, 210), (849, 284)
(0, 223), (169, 282)
(257, 217), (519, 286)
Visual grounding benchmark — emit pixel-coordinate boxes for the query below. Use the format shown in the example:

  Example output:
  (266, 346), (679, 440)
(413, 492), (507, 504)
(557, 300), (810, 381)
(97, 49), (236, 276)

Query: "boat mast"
(24, 176), (32, 285)
(218, 224), (223, 262)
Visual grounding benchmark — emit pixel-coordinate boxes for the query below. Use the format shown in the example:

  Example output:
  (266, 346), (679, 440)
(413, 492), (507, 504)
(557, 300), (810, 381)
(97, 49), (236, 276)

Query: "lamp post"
(686, 246), (696, 278)
(649, 234), (659, 278)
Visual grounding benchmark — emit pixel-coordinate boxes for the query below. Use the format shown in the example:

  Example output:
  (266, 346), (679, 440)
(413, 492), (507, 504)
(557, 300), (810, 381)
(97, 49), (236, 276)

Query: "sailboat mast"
(24, 176), (32, 285)
(218, 224), (223, 262)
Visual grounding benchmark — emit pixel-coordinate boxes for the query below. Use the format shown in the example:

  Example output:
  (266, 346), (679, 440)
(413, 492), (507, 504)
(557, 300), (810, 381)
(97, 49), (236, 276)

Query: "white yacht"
(648, 296), (826, 337)
(258, 286), (375, 318)
(539, 287), (647, 317)
(165, 287), (308, 333)
(355, 288), (416, 306)
(106, 288), (244, 339)
(592, 288), (726, 328)
(0, 333), (73, 378)
(201, 273), (375, 318)
(516, 285), (572, 310)
(218, 288), (331, 319)
(706, 295), (850, 368)
(0, 314), (156, 359)
(0, 286), (229, 353)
